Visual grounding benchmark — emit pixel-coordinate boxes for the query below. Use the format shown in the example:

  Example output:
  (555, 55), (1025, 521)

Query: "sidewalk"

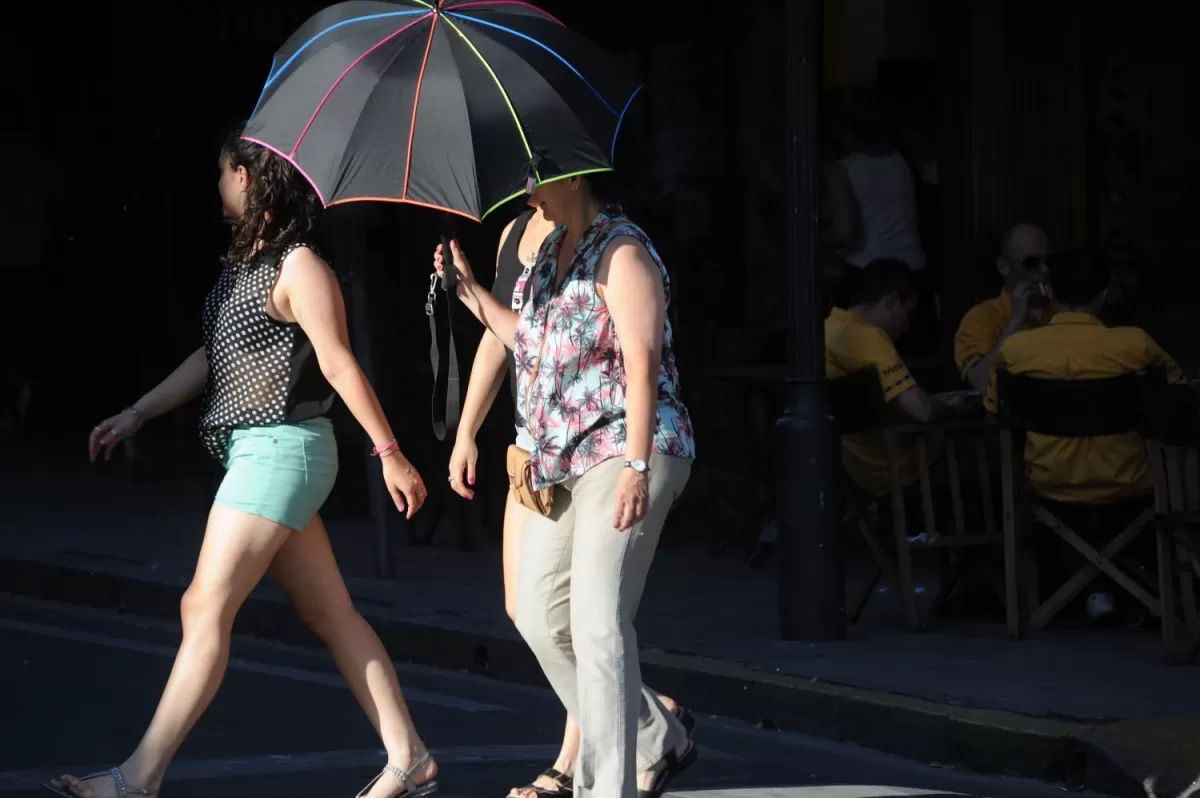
(3, 458), (1199, 796)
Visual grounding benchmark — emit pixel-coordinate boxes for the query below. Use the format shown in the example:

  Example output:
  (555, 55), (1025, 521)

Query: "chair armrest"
(1158, 511), (1200, 527)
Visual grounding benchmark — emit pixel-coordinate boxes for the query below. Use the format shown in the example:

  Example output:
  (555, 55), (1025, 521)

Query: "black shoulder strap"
(508, 210), (534, 252)
(428, 237), (460, 442)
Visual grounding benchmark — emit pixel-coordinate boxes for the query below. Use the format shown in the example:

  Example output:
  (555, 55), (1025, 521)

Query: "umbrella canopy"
(243, 0), (642, 220)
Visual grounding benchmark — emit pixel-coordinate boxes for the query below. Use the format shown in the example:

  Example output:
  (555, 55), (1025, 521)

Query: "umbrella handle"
(440, 236), (457, 294)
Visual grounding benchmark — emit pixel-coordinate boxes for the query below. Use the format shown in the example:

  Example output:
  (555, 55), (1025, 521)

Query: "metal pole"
(776, 0), (845, 640)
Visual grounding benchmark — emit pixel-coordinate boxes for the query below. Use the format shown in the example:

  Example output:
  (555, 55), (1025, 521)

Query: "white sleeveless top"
(839, 151), (926, 271)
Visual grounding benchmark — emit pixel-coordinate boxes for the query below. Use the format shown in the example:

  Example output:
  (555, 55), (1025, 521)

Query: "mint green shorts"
(214, 418), (338, 532)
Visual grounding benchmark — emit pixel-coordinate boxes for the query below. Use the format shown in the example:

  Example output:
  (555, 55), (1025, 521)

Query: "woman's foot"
(47, 767), (157, 798)
(357, 749), (439, 798)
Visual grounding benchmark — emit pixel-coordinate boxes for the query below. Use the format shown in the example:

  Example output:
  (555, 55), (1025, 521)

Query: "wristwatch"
(624, 459), (650, 474)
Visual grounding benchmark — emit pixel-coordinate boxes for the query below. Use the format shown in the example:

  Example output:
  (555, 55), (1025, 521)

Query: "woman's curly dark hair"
(221, 125), (323, 263)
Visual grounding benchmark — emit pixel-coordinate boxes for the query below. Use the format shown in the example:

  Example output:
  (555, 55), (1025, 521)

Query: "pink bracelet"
(371, 439), (399, 458)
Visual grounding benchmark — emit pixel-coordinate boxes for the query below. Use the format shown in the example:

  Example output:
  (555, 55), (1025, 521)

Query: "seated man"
(986, 248), (1184, 503)
(827, 258), (975, 498)
(985, 249), (1185, 621)
(955, 223), (1055, 391)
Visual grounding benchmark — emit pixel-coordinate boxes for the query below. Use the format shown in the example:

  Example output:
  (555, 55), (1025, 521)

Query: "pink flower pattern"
(514, 208), (696, 491)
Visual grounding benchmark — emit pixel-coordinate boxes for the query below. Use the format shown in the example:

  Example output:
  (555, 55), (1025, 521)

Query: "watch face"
(629, 459), (649, 473)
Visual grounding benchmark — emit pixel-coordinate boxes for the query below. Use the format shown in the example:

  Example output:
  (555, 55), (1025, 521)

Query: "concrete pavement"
(0, 593), (1114, 798)
(3, 456), (1200, 795)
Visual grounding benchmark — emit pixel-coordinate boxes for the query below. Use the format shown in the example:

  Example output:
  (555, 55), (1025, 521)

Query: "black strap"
(428, 236), (460, 442)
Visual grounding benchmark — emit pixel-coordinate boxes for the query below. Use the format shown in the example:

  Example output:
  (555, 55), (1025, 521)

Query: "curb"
(0, 555), (1156, 796)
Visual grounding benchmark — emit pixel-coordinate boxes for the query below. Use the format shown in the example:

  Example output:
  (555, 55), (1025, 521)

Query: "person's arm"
(961, 284), (1036, 392)
(437, 240), (521, 349)
(598, 236), (664, 465)
(460, 332), (509, 441)
(89, 346), (209, 461)
(893, 385), (955, 424)
(278, 247), (426, 517)
(1145, 335), (1187, 384)
(964, 329), (1017, 393)
(448, 222), (522, 499)
(447, 332), (508, 500)
(866, 331), (956, 425)
(135, 347), (209, 420)
(459, 219), (519, 440)
(597, 237), (665, 531)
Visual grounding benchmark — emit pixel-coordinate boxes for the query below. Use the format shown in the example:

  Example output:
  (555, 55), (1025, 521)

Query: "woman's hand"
(88, 408), (142, 463)
(381, 454), (427, 519)
(613, 467), (650, 531)
(447, 436), (478, 500)
(433, 240), (478, 301)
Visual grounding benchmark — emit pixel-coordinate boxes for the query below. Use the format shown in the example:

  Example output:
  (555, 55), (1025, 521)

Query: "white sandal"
(355, 751), (439, 797)
(44, 766), (157, 797)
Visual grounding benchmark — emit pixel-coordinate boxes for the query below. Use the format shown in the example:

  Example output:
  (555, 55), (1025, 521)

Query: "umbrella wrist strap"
(427, 272), (460, 443)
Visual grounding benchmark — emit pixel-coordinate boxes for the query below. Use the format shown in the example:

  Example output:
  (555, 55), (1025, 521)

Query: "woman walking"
(435, 176), (697, 798)
(446, 203), (693, 798)
(49, 129), (438, 798)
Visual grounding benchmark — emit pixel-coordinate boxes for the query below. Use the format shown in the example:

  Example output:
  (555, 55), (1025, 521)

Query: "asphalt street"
(0, 593), (1109, 798)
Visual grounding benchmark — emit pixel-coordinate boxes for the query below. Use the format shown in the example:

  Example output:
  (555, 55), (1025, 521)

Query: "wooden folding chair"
(995, 369), (1159, 638)
(828, 369), (1006, 631)
(1141, 379), (1200, 663)
(827, 369), (894, 622)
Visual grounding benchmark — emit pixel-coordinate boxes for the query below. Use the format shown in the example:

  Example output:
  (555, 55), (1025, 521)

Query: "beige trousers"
(514, 454), (693, 798)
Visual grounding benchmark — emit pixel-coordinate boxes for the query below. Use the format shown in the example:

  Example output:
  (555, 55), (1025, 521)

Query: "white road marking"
(0, 746), (552, 791)
(0, 618), (508, 714)
(670, 789), (968, 797)
(0, 743), (740, 791)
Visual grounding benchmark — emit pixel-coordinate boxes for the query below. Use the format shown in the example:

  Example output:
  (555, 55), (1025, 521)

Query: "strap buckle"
(425, 273), (439, 316)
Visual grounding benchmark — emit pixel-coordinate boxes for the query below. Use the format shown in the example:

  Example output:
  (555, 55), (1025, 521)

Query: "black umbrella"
(242, 0), (642, 221)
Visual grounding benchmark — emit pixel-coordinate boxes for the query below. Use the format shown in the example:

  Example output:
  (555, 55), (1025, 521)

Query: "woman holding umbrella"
(435, 174), (697, 798)
(446, 202), (694, 798)
(48, 131), (439, 798)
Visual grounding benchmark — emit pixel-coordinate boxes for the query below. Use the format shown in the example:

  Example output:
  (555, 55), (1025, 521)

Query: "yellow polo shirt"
(954, 291), (1055, 380)
(985, 312), (1185, 504)
(826, 307), (937, 496)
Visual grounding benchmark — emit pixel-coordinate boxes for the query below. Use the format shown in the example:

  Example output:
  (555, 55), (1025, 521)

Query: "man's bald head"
(997, 223), (1050, 289)
(1001, 223), (1048, 262)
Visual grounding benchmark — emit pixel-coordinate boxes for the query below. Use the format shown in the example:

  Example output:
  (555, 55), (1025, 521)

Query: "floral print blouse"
(513, 206), (696, 490)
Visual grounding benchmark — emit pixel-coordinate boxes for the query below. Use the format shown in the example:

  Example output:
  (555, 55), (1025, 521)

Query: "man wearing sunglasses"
(954, 223), (1056, 392)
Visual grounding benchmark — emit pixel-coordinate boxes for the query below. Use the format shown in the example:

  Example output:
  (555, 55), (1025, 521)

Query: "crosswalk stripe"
(0, 743), (740, 791)
(0, 617), (509, 714)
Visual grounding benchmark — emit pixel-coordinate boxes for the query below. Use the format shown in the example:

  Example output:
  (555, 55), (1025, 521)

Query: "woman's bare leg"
(50, 506), (293, 797)
(270, 514), (435, 798)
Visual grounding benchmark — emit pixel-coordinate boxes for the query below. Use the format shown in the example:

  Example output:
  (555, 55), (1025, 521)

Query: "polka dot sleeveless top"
(198, 242), (335, 461)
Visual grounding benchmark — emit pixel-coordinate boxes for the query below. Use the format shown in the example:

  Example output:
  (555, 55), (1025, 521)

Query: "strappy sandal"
(506, 767), (571, 798)
(637, 740), (698, 798)
(355, 751), (439, 798)
(44, 767), (157, 797)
